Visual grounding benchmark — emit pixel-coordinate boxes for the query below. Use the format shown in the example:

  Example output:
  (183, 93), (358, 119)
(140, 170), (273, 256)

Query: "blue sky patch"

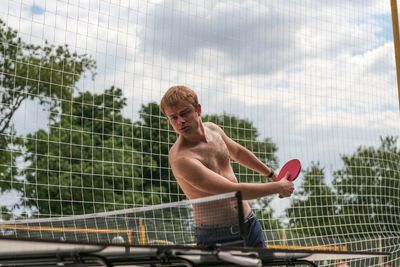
(31, 5), (45, 15)
(375, 14), (393, 42)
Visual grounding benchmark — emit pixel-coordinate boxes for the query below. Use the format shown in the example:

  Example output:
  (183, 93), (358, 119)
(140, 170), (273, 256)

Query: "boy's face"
(164, 101), (201, 137)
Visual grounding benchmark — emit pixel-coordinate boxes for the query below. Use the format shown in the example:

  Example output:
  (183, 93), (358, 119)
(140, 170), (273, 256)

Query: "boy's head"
(160, 85), (198, 115)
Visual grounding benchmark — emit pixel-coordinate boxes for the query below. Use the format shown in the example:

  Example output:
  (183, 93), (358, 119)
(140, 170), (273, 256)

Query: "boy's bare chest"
(193, 136), (230, 172)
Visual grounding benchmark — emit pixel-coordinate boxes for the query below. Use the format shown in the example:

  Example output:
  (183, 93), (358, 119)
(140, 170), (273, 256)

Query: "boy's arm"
(170, 157), (292, 200)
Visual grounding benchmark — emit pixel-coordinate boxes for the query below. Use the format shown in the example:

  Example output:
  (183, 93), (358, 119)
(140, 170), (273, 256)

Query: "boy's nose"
(178, 117), (186, 124)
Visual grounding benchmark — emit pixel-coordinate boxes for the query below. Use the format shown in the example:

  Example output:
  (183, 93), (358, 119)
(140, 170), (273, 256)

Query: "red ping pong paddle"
(277, 159), (301, 182)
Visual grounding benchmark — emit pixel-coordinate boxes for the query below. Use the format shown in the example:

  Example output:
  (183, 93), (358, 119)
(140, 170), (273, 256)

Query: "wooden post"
(280, 228), (287, 246)
(391, 0), (400, 110)
(378, 236), (383, 267)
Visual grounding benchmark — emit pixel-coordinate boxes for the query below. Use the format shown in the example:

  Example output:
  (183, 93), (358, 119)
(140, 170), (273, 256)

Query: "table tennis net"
(0, 192), (243, 246)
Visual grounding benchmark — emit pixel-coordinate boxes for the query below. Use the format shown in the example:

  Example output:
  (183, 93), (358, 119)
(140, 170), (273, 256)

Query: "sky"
(1, 0), (399, 218)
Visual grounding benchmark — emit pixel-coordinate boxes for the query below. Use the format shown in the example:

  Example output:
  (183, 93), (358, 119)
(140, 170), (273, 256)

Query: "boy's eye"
(181, 110), (191, 116)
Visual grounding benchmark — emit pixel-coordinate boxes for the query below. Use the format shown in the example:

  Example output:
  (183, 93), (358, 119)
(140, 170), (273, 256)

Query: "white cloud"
(142, 0), (308, 75)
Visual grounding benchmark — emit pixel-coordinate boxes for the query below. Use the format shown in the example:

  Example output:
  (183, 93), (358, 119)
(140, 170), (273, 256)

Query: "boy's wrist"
(267, 169), (275, 178)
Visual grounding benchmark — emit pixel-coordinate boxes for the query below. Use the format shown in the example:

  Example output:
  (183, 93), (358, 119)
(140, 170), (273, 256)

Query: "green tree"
(0, 19), (96, 134)
(285, 136), (399, 262)
(0, 206), (11, 221)
(133, 102), (179, 203)
(333, 136), (400, 237)
(285, 162), (338, 244)
(0, 134), (21, 202)
(0, 18), (95, 215)
(332, 137), (400, 265)
(20, 87), (150, 216)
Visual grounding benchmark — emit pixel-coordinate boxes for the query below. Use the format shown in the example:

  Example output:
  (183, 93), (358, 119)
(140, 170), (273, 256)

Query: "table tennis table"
(0, 237), (390, 267)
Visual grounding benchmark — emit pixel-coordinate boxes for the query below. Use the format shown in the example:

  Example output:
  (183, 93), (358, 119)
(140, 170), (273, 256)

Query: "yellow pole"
(391, 0), (400, 110)
(139, 218), (147, 245)
(127, 232), (133, 244)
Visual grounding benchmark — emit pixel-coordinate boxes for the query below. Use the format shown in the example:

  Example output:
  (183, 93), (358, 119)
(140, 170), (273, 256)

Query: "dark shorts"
(195, 211), (266, 248)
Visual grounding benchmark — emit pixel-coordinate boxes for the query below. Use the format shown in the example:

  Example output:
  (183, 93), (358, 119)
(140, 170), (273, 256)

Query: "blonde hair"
(160, 85), (199, 114)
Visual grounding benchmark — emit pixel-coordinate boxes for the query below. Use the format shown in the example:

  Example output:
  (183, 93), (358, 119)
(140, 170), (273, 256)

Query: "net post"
(235, 191), (247, 240)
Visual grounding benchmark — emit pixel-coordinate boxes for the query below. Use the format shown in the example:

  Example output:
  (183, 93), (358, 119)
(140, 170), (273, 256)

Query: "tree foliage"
(286, 162), (338, 241)
(286, 137), (399, 246)
(0, 18), (96, 135)
(333, 136), (400, 237)
(133, 102), (179, 203)
(19, 87), (151, 216)
(0, 18), (96, 215)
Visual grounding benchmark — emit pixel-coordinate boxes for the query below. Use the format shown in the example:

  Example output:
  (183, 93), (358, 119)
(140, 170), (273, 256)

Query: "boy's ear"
(196, 104), (202, 115)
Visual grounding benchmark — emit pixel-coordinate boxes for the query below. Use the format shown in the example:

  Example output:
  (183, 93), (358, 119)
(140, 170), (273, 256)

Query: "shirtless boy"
(160, 85), (294, 247)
